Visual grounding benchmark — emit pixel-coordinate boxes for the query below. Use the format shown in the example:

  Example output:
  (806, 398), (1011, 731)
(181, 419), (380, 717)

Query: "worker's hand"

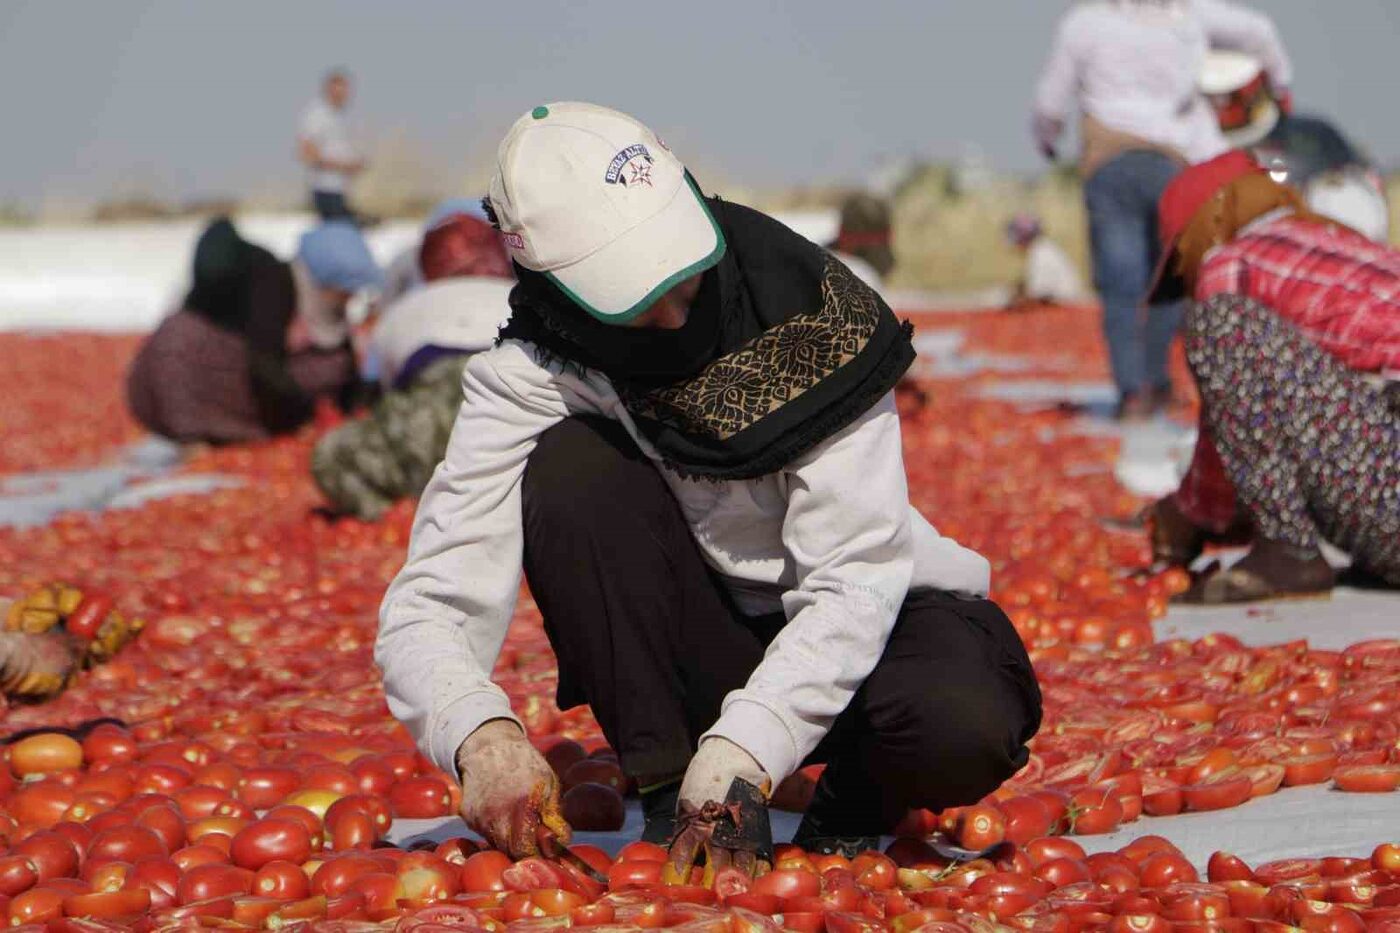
(678, 736), (770, 813)
(456, 719), (570, 858)
(669, 738), (773, 884)
(1032, 114), (1063, 162)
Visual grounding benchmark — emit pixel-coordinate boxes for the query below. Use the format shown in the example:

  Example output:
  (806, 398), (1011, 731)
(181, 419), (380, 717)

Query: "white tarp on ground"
(0, 211), (841, 334)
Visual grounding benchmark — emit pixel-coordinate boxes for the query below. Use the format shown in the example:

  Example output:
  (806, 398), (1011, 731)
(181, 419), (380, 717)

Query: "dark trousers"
(522, 417), (1042, 832)
(312, 189), (354, 222)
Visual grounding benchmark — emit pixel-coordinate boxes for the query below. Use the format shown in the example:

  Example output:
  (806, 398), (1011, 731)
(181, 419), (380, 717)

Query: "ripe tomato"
(61, 888), (150, 920)
(1373, 843), (1400, 873)
(230, 819), (313, 870)
(85, 826), (167, 866)
(1139, 853), (1198, 888)
(1282, 754), (1338, 787)
(350, 872), (403, 919)
(608, 859), (662, 890)
(387, 777), (453, 819)
(65, 594), (114, 641)
(1333, 764), (1400, 793)
(1067, 788), (1124, 835)
(235, 768), (301, 810)
(252, 860), (309, 900)
(175, 864), (254, 905)
(571, 902), (616, 926)
(1026, 837), (1087, 867)
(501, 858), (567, 893)
(616, 842), (668, 863)
(122, 858), (180, 910)
(311, 855), (386, 897)
(14, 832), (80, 882)
(751, 869), (820, 901)
(8, 886), (66, 925)
(955, 804), (1007, 850)
(851, 852), (897, 891)
(10, 734), (84, 778)
(132, 804), (186, 853)
(460, 851), (513, 893)
(0, 856), (39, 897)
(1182, 774), (1253, 812)
(1207, 851), (1255, 883)
(81, 727), (137, 766)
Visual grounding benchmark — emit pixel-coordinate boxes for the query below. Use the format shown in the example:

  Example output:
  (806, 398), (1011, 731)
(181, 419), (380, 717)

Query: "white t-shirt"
(1025, 238), (1088, 305)
(299, 98), (358, 194)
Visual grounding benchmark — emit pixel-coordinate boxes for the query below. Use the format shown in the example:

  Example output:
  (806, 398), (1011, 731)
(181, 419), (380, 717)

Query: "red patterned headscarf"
(420, 214), (512, 282)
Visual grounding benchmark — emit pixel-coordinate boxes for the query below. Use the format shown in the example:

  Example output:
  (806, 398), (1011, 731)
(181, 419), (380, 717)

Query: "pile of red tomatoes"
(1, 742), (1399, 932)
(0, 334), (143, 476)
(0, 307), (1394, 929)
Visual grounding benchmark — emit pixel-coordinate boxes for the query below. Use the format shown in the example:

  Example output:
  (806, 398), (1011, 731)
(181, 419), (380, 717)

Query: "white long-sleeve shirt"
(1033, 0), (1293, 164)
(376, 340), (990, 786)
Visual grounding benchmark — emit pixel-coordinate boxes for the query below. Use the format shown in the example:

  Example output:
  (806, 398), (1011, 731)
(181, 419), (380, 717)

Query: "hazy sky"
(3, 1), (1398, 209)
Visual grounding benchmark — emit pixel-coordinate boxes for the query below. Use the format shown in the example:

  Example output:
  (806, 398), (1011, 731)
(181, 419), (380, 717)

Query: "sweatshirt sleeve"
(700, 393), (914, 784)
(1032, 9), (1085, 126)
(375, 342), (594, 777)
(1197, 0), (1294, 89)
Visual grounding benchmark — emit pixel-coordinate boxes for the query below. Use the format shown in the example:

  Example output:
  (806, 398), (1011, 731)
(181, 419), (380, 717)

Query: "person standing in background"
(299, 69), (367, 223)
(1031, 0), (1292, 419)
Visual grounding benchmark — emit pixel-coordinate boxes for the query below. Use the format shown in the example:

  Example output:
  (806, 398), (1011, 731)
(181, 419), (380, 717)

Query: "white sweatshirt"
(369, 278), (513, 389)
(376, 340), (990, 786)
(1025, 239), (1089, 305)
(1033, 0), (1293, 164)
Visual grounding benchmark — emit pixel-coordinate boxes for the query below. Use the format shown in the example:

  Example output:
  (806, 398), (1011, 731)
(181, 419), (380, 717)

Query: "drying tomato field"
(0, 307), (1398, 930)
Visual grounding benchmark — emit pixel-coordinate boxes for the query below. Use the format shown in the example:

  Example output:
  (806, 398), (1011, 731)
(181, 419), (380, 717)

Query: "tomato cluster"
(0, 309), (1395, 928)
(0, 334), (144, 477)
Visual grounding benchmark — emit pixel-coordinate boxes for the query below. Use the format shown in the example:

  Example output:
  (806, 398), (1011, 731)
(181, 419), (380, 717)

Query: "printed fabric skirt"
(1182, 294), (1400, 583)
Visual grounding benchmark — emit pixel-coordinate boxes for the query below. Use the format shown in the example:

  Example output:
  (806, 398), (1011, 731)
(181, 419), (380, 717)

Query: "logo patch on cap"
(604, 144), (655, 187)
(501, 231), (525, 250)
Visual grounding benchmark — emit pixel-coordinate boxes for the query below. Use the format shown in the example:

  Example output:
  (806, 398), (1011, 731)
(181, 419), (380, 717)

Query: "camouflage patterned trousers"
(311, 355), (469, 520)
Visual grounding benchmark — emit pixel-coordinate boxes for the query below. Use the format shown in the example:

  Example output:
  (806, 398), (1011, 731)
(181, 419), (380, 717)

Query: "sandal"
(1174, 540), (1335, 605)
(1141, 497), (1207, 567)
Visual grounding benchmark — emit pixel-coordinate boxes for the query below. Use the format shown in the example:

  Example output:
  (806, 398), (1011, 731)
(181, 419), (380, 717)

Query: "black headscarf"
(499, 197), (915, 480)
(185, 217), (289, 331)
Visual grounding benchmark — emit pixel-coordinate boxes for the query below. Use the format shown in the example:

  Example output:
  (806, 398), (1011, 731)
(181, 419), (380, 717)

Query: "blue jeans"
(312, 189), (354, 222)
(1084, 150), (1184, 400)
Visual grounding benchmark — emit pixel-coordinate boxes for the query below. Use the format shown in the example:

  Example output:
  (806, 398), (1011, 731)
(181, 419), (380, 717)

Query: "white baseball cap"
(487, 102), (726, 323)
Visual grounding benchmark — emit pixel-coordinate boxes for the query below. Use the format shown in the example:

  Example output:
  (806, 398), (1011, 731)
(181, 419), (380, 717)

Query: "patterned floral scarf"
(499, 197), (915, 480)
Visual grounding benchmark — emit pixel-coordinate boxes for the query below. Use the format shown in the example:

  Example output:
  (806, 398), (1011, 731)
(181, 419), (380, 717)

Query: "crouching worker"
(127, 219), (381, 444)
(377, 103), (1042, 861)
(312, 211), (514, 519)
(1143, 152), (1400, 603)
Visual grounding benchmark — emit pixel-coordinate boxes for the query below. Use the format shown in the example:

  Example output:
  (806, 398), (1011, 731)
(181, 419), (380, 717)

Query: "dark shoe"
(639, 780), (680, 845)
(1175, 539), (1334, 605)
(790, 825), (882, 858)
(1142, 496), (1207, 567)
